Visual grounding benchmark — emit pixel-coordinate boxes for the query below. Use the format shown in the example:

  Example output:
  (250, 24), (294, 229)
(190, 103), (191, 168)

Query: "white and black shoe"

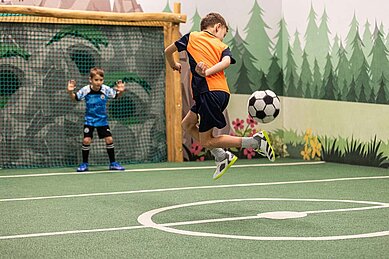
(253, 130), (276, 162)
(213, 151), (238, 180)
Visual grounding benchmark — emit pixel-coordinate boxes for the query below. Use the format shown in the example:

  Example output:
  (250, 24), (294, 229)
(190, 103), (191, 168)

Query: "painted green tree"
(189, 8), (201, 32)
(362, 20), (373, 63)
(369, 29), (389, 92)
(317, 8), (331, 69)
(292, 30), (303, 74)
(225, 29), (244, 93)
(376, 75), (388, 104)
(300, 51), (312, 90)
(346, 77), (358, 102)
(345, 12), (359, 59)
(336, 42), (351, 92)
(355, 59), (371, 102)
(244, 1), (273, 72)
(349, 30), (365, 80)
(284, 44), (298, 88)
(331, 34), (340, 66)
(258, 70), (269, 92)
(267, 55), (282, 94)
(312, 58), (322, 98)
(273, 17), (289, 66)
(234, 58), (255, 94)
(304, 3), (319, 65)
(162, 1), (171, 12)
(323, 71), (336, 100)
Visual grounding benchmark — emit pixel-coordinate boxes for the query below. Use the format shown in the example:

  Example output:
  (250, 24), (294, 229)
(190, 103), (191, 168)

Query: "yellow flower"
(300, 145), (311, 160)
(310, 136), (322, 158)
(304, 128), (312, 144)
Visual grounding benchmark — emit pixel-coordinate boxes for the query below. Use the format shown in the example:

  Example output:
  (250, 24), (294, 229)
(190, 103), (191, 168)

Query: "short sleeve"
(174, 33), (190, 52)
(76, 86), (90, 101)
(221, 47), (236, 64)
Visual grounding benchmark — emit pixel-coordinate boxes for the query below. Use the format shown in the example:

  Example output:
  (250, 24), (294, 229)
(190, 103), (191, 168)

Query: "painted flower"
(304, 128), (312, 143)
(249, 129), (258, 137)
(190, 142), (203, 156)
(196, 156), (205, 162)
(310, 136), (322, 158)
(232, 118), (244, 130)
(300, 144), (311, 160)
(246, 116), (258, 128)
(243, 148), (256, 159)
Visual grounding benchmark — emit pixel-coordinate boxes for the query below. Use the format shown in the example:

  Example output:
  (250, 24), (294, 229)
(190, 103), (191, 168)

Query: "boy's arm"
(195, 56), (231, 77)
(67, 80), (77, 101)
(164, 43), (182, 72)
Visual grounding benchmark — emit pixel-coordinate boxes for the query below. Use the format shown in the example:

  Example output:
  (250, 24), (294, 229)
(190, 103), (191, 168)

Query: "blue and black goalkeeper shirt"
(75, 84), (118, 127)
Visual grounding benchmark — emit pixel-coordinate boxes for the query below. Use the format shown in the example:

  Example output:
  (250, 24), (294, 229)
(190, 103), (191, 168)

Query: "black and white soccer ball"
(247, 90), (280, 124)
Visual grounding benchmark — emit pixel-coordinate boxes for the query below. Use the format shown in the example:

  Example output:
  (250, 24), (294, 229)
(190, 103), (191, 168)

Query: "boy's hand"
(115, 80), (125, 93)
(195, 62), (208, 77)
(171, 62), (182, 73)
(67, 80), (76, 92)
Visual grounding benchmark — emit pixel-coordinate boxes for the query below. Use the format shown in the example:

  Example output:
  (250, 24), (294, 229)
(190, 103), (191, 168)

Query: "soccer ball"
(247, 90), (280, 123)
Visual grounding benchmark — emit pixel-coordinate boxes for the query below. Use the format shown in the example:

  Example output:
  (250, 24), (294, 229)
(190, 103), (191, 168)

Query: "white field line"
(0, 161), (326, 179)
(1, 175), (389, 203)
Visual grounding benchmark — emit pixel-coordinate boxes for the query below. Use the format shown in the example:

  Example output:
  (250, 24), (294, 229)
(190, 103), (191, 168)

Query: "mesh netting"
(0, 19), (167, 168)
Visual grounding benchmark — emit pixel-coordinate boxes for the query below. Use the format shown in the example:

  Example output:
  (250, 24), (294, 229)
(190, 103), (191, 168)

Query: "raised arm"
(67, 80), (77, 101)
(164, 43), (182, 73)
(115, 80), (125, 98)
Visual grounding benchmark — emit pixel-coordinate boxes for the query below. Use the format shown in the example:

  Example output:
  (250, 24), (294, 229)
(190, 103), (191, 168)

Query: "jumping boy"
(165, 12), (275, 180)
(67, 67), (125, 172)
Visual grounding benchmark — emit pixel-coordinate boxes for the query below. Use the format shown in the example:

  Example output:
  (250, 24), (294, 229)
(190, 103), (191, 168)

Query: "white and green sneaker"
(213, 151), (238, 180)
(253, 130), (276, 162)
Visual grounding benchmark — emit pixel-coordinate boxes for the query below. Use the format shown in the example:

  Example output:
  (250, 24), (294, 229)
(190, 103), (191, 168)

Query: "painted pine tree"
(234, 58), (255, 94)
(273, 17), (289, 67)
(346, 77), (358, 102)
(317, 8), (331, 70)
(331, 35), (340, 66)
(323, 71), (336, 100)
(345, 12), (359, 60)
(292, 30), (303, 74)
(162, 0), (171, 12)
(258, 70), (269, 92)
(300, 51), (313, 96)
(336, 42), (351, 92)
(349, 30), (365, 80)
(369, 29), (389, 93)
(225, 29), (244, 93)
(284, 44), (298, 90)
(362, 20), (373, 63)
(244, 1), (273, 72)
(312, 59), (322, 98)
(355, 59), (371, 102)
(376, 75), (388, 104)
(304, 3), (319, 66)
(267, 55), (283, 95)
(189, 9), (201, 32)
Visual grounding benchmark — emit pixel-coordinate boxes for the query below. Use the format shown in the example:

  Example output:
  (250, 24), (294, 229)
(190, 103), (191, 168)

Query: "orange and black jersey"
(175, 31), (236, 97)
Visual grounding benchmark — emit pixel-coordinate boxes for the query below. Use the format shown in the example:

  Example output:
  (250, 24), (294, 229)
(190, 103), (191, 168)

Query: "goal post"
(0, 4), (185, 168)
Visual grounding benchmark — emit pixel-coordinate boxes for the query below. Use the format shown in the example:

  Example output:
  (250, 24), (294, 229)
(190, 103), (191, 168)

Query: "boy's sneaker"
(109, 162), (125, 170)
(253, 130), (276, 162)
(213, 151), (238, 180)
(77, 162), (89, 172)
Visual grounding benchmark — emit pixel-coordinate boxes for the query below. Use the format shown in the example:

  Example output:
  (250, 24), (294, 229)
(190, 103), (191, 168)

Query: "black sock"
(106, 143), (115, 163)
(82, 144), (90, 163)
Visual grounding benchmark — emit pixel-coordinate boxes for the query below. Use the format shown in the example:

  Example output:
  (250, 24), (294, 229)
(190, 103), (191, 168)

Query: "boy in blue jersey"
(67, 67), (125, 172)
(165, 13), (275, 180)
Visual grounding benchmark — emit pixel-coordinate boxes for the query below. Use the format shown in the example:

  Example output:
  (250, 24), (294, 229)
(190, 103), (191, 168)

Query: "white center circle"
(137, 198), (389, 241)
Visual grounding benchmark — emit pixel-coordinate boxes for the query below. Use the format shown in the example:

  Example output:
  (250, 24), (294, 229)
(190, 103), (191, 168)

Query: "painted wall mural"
(1, 0), (388, 168)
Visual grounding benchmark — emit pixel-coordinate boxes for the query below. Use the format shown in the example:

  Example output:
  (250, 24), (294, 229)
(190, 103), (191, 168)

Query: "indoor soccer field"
(1, 159), (388, 258)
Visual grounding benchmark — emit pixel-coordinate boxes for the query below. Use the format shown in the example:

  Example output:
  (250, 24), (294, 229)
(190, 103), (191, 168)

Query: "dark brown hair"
(89, 67), (104, 78)
(200, 12), (228, 32)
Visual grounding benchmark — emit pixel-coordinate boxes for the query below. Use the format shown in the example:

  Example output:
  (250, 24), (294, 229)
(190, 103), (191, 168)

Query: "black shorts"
(190, 91), (230, 133)
(83, 125), (112, 139)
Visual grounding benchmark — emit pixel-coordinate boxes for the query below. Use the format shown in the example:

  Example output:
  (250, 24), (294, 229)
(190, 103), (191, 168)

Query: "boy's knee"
(83, 137), (92, 145)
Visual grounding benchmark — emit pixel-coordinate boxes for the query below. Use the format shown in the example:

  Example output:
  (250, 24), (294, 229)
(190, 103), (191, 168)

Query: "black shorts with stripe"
(190, 91), (230, 133)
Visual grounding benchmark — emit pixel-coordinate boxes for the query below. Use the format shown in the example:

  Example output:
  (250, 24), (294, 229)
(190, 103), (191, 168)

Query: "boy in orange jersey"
(165, 13), (275, 180)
